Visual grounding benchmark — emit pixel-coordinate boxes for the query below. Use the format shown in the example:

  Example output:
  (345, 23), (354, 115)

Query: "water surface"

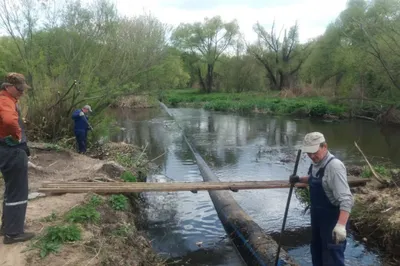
(111, 107), (399, 265)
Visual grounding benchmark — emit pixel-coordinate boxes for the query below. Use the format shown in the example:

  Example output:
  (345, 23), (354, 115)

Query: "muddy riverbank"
(0, 142), (165, 266)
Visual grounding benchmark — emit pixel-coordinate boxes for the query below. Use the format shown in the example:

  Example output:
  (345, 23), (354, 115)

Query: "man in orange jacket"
(0, 72), (35, 244)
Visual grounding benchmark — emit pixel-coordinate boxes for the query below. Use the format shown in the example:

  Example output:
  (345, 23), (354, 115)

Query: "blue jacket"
(72, 109), (90, 131)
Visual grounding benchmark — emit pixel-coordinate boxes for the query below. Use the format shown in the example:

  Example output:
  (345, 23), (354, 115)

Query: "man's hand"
(4, 135), (20, 146)
(332, 223), (346, 244)
(79, 111), (85, 116)
(289, 174), (300, 184)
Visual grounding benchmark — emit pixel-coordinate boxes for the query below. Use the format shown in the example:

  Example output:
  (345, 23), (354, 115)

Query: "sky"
(113, 0), (349, 43)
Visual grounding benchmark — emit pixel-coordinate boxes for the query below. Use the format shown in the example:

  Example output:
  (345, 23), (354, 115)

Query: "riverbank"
(350, 167), (400, 263)
(0, 142), (165, 266)
(160, 89), (400, 123)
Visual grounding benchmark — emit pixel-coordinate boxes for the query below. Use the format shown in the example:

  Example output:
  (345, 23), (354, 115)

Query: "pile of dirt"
(0, 142), (164, 266)
(24, 194), (164, 266)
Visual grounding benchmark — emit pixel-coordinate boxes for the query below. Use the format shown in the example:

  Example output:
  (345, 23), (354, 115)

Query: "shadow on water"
(109, 107), (400, 266)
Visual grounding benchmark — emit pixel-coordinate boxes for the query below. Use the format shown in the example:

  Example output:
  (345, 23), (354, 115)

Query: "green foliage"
(44, 224), (81, 243)
(0, 0), (188, 142)
(295, 187), (311, 208)
(39, 241), (61, 258)
(121, 171), (137, 182)
(36, 224), (81, 258)
(164, 90), (347, 117)
(65, 205), (100, 224)
(361, 165), (390, 179)
(0, 0), (398, 134)
(40, 212), (58, 223)
(109, 194), (129, 211)
(89, 194), (103, 207)
(115, 153), (135, 168)
(172, 16), (239, 93)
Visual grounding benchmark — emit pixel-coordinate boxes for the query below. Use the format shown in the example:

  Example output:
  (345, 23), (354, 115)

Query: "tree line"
(0, 0), (398, 140)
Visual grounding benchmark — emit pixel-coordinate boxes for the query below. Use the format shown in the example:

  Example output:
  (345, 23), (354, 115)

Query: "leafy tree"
(172, 16), (239, 93)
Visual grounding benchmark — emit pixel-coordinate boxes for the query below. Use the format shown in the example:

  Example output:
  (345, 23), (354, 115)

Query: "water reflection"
(109, 107), (400, 266)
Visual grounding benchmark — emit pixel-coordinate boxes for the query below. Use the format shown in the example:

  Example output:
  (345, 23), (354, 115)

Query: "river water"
(110, 107), (400, 266)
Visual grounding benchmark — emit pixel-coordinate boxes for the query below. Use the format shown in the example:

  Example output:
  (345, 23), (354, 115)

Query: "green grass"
(89, 194), (103, 206)
(121, 171), (137, 182)
(361, 165), (390, 178)
(109, 194), (129, 211)
(64, 195), (103, 224)
(40, 212), (58, 222)
(162, 89), (348, 117)
(36, 224), (81, 258)
(65, 205), (100, 224)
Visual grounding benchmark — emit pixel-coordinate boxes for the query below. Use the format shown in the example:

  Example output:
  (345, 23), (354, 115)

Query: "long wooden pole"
(38, 178), (369, 194)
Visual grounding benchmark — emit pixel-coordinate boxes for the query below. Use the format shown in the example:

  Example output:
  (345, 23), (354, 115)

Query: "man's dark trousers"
(74, 129), (87, 153)
(0, 145), (28, 235)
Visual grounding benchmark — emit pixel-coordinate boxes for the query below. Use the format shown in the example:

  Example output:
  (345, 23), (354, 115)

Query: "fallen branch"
(354, 115), (376, 122)
(85, 239), (103, 266)
(354, 141), (389, 185)
(135, 142), (148, 164)
(140, 151), (167, 167)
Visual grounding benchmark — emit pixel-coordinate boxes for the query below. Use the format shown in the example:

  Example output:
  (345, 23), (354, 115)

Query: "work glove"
(332, 223), (346, 244)
(4, 135), (20, 146)
(79, 111), (84, 116)
(289, 174), (300, 184)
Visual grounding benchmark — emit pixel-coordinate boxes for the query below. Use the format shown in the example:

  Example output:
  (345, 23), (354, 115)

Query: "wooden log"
(37, 178), (370, 194)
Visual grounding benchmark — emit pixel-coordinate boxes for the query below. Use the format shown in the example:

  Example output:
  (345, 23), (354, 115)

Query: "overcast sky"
(114, 0), (348, 43)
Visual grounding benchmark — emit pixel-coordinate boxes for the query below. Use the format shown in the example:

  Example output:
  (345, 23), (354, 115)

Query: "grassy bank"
(162, 89), (349, 118)
(161, 89), (400, 122)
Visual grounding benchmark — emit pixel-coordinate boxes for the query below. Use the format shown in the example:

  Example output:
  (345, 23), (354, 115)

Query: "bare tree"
(248, 21), (311, 90)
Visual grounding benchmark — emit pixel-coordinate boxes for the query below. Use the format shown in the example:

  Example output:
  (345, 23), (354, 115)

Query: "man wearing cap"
(0, 72), (35, 244)
(290, 132), (353, 266)
(72, 105), (92, 154)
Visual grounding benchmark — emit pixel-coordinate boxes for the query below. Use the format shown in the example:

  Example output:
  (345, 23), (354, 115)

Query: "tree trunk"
(206, 63), (214, 93)
(197, 67), (206, 92)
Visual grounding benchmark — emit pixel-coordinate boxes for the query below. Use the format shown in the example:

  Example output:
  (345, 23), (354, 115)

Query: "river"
(110, 107), (400, 266)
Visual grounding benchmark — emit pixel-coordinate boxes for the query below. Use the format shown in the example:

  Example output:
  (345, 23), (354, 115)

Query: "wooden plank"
(38, 178), (370, 194)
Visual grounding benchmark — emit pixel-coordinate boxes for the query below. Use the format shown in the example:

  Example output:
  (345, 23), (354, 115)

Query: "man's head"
(1, 72), (30, 100)
(82, 105), (92, 113)
(302, 132), (328, 163)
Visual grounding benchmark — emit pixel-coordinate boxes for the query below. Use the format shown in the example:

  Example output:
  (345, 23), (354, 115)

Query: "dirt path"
(0, 143), (136, 266)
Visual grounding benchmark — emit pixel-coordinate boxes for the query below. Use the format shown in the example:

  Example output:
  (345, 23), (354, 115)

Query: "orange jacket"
(0, 90), (21, 140)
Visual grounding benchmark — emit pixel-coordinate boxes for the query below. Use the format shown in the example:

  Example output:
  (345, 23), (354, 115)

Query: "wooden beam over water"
(38, 178), (369, 194)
